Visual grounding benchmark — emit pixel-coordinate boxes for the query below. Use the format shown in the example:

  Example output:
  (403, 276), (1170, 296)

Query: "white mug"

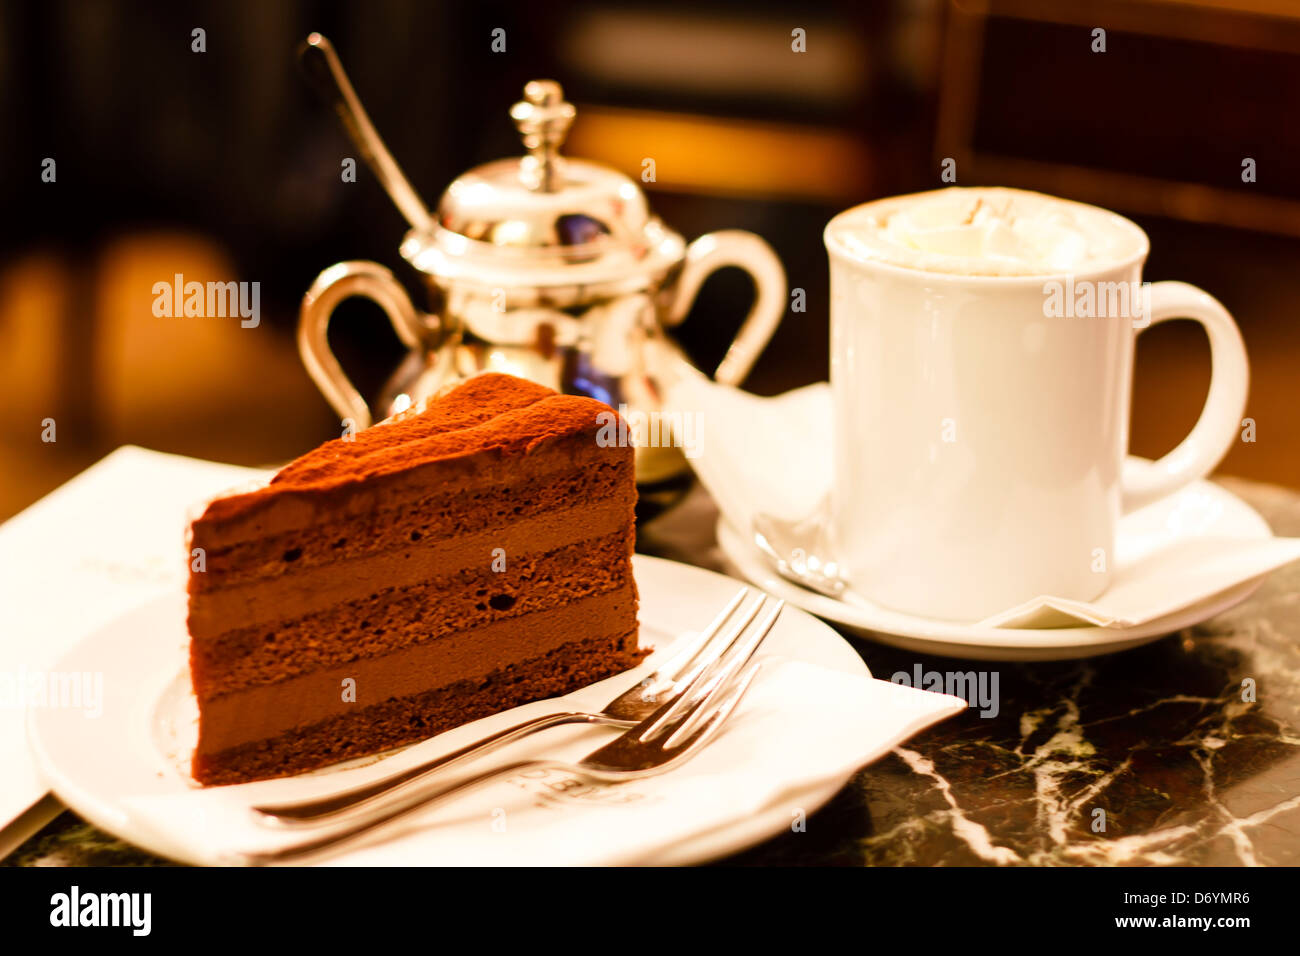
(824, 189), (1250, 621)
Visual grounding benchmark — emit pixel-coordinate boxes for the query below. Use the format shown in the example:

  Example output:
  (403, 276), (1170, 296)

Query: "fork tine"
(641, 587), (750, 694)
(662, 659), (764, 751)
(654, 600), (781, 744)
(641, 589), (766, 699)
(637, 595), (783, 743)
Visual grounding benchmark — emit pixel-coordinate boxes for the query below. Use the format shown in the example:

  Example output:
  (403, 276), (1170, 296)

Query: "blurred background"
(2, 0), (1298, 520)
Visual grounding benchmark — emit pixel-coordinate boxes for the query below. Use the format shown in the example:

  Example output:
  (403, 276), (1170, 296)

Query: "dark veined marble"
(650, 477), (1300, 867)
(5, 477), (1298, 867)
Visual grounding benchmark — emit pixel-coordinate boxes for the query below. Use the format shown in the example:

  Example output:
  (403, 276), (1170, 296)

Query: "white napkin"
(0, 447), (271, 834)
(123, 657), (966, 866)
(653, 353), (1300, 629)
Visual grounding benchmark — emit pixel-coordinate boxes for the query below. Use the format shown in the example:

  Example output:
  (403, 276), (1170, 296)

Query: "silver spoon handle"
(240, 759), (548, 866)
(298, 32), (434, 233)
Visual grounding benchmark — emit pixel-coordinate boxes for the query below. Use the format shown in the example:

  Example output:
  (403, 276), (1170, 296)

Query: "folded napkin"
(0, 446), (270, 836)
(651, 348), (1300, 629)
(124, 655), (966, 866)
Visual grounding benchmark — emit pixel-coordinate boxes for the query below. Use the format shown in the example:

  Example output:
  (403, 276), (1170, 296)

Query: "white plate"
(28, 554), (871, 865)
(716, 475), (1271, 661)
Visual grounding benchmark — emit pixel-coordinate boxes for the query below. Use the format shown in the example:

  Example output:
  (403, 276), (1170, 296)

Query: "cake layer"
(192, 452), (631, 590)
(195, 587), (639, 756)
(188, 492), (633, 637)
(192, 389), (622, 546)
(279, 373), (554, 469)
(270, 373), (554, 485)
(191, 529), (634, 698)
(193, 627), (641, 786)
(268, 392), (600, 492)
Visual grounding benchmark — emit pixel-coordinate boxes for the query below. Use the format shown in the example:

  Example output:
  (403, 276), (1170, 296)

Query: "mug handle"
(1123, 280), (1249, 512)
(298, 261), (431, 430)
(666, 230), (787, 386)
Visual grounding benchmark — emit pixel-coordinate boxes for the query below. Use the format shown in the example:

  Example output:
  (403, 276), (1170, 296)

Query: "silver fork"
(234, 633), (770, 865)
(252, 588), (782, 825)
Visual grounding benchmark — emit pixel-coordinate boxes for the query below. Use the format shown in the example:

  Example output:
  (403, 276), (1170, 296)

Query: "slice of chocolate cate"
(187, 372), (643, 785)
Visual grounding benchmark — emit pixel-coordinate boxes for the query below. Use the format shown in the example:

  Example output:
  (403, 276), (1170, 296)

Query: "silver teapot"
(297, 36), (785, 485)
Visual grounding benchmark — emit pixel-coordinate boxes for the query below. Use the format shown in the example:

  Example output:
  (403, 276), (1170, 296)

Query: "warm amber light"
(567, 106), (873, 202)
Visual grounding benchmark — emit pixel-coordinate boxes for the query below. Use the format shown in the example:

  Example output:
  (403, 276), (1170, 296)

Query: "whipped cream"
(827, 188), (1146, 276)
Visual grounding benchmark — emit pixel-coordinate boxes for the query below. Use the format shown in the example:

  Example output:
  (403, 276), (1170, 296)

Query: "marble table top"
(5, 475), (1298, 867)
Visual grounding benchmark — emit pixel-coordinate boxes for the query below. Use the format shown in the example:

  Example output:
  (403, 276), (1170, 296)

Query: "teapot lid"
(401, 80), (683, 287)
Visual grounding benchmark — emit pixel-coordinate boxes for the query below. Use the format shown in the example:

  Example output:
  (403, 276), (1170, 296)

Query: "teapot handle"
(666, 230), (787, 386)
(298, 261), (430, 430)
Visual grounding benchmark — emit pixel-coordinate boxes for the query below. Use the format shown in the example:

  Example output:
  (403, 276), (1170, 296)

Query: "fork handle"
(239, 758), (552, 866)
(252, 711), (629, 824)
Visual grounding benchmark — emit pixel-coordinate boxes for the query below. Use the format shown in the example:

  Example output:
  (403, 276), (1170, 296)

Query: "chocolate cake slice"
(187, 373), (642, 785)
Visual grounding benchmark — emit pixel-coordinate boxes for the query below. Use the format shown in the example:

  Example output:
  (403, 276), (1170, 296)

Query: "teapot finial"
(510, 80), (575, 193)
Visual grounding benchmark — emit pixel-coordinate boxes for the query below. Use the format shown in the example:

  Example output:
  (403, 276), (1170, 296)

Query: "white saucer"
(29, 555), (882, 865)
(716, 474), (1272, 661)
